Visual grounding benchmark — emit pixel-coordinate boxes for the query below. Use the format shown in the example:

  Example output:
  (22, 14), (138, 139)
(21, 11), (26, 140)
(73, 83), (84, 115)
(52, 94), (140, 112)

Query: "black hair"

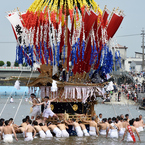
(129, 119), (134, 125)
(44, 96), (49, 99)
(33, 120), (38, 125)
(125, 114), (129, 117)
(9, 118), (13, 121)
(1, 118), (5, 122)
(5, 120), (9, 126)
(31, 93), (36, 97)
(47, 122), (52, 126)
(72, 118), (76, 122)
(112, 117), (116, 121)
(92, 117), (96, 121)
(78, 121), (82, 124)
(22, 118), (26, 123)
(136, 118), (139, 121)
(26, 116), (30, 120)
(120, 117), (123, 121)
(39, 123), (43, 126)
(104, 118), (107, 122)
(123, 118), (127, 121)
(102, 118), (105, 123)
(108, 118), (111, 121)
(117, 116), (120, 120)
(0, 121), (3, 126)
(28, 119), (32, 124)
(99, 113), (102, 116)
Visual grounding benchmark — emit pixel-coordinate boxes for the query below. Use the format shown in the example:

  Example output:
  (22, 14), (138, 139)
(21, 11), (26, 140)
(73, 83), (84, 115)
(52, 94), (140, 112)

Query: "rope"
(123, 93), (133, 118)
(111, 102), (117, 116)
(0, 71), (23, 117)
(13, 70), (33, 122)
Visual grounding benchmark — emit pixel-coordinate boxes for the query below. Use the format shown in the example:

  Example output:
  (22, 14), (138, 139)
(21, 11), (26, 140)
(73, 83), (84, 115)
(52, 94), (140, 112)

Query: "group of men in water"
(0, 93), (144, 143)
(0, 113), (144, 143)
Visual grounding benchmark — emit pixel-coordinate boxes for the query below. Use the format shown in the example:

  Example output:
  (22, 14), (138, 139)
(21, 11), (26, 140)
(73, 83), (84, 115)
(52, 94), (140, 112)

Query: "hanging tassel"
(74, 42), (77, 64)
(40, 42), (42, 64)
(36, 45), (39, 62)
(53, 43), (56, 66)
(24, 45), (28, 66)
(82, 40), (85, 60)
(57, 42), (60, 66)
(31, 45), (34, 66)
(89, 45), (94, 65)
(15, 45), (18, 63)
(77, 38), (80, 59)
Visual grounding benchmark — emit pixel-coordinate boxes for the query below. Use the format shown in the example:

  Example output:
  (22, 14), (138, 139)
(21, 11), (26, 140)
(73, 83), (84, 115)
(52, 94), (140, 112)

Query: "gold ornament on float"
(72, 104), (78, 111)
(51, 104), (54, 111)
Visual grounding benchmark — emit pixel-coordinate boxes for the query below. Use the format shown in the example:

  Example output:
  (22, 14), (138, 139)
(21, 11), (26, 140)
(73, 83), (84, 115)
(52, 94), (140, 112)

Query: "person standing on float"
(34, 96), (58, 124)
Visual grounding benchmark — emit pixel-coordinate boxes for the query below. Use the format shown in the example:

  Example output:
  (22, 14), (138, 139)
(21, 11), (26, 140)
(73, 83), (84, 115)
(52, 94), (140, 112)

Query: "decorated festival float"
(6, 0), (124, 123)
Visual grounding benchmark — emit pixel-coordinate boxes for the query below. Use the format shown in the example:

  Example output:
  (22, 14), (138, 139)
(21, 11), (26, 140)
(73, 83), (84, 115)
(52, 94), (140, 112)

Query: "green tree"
(22, 62), (27, 67)
(0, 61), (4, 66)
(14, 61), (19, 67)
(6, 61), (11, 67)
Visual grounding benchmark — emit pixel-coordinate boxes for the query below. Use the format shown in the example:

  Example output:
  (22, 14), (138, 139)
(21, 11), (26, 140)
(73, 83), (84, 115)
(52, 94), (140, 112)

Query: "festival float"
(6, 0), (124, 123)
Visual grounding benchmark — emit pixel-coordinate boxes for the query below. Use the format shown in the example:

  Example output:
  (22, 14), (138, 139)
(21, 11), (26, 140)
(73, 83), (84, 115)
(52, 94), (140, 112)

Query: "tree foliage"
(0, 61), (4, 66)
(14, 61), (19, 67)
(22, 62), (27, 67)
(6, 61), (11, 67)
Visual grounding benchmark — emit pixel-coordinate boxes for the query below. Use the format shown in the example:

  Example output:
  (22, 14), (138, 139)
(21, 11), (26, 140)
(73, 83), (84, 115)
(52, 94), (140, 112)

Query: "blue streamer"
(36, 45), (39, 62)
(49, 47), (53, 66)
(77, 38), (80, 59)
(31, 45), (34, 66)
(74, 42), (77, 64)
(53, 44), (56, 66)
(40, 42), (42, 64)
(89, 45), (94, 65)
(82, 40), (85, 60)
(57, 42), (60, 66)
(44, 41), (48, 65)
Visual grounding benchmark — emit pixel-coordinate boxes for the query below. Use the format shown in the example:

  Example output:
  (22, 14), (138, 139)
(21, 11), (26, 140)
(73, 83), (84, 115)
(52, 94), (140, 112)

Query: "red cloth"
(107, 13), (124, 39)
(127, 126), (136, 142)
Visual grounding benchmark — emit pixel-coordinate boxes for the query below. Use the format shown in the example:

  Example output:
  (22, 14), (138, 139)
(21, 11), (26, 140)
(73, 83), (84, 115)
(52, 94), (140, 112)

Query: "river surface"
(0, 97), (145, 145)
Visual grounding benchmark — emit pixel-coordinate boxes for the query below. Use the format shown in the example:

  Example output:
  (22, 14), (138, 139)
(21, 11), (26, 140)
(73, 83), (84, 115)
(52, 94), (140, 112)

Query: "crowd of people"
(0, 113), (144, 143)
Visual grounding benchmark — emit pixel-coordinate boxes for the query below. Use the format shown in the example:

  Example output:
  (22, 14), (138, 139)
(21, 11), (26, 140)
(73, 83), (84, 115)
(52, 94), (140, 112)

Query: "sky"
(0, 0), (145, 62)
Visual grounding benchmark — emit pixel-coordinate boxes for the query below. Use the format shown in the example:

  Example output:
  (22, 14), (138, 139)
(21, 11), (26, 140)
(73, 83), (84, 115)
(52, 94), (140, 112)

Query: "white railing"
(0, 66), (33, 71)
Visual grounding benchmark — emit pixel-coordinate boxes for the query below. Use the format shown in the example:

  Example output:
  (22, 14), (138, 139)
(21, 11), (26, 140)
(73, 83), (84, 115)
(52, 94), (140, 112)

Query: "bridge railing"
(0, 66), (33, 71)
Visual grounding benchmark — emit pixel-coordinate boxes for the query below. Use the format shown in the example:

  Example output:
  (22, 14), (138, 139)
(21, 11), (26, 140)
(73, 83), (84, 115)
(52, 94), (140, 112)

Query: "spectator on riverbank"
(10, 96), (14, 103)
(118, 91), (121, 102)
(142, 98), (145, 107)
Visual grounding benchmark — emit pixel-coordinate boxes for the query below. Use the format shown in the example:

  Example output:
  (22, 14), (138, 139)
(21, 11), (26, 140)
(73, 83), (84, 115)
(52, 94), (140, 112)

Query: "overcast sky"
(0, 0), (145, 62)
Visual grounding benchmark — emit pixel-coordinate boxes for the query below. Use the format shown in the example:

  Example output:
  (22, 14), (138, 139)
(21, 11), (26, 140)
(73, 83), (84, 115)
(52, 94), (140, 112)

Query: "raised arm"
(34, 102), (45, 106)
(50, 97), (57, 102)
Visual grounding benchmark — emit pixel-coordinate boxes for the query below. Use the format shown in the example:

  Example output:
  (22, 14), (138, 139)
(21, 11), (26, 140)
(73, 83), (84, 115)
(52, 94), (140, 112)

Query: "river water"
(0, 97), (145, 145)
